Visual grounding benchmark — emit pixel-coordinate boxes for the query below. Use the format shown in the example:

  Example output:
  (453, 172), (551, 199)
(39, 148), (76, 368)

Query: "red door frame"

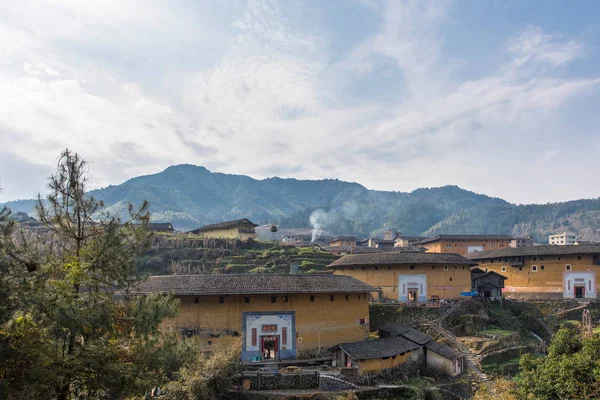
(260, 336), (279, 358)
(574, 284), (585, 298)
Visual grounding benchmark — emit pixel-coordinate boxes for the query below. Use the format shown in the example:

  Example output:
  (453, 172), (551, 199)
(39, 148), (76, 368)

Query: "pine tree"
(0, 150), (191, 399)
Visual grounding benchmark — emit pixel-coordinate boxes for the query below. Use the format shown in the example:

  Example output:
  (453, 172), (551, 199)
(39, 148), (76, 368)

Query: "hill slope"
(3, 164), (600, 241)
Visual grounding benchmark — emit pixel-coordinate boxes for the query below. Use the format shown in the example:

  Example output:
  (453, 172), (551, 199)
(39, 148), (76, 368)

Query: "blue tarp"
(460, 291), (479, 297)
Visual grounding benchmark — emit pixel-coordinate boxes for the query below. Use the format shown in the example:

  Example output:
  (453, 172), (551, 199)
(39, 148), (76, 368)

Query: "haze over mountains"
(3, 164), (600, 241)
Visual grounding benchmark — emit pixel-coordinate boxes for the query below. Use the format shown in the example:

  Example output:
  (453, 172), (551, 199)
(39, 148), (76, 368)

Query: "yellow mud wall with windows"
(333, 263), (471, 301)
(475, 254), (598, 295)
(160, 293), (370, 352)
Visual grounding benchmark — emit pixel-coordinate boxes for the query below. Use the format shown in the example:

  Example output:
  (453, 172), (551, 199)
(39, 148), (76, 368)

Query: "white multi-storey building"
(549, 232), (578, 246)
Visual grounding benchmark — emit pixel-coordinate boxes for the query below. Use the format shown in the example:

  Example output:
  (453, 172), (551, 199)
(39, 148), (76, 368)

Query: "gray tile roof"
(189, 218), (258, 233)
(425, 341), (462, 360)
(333, 336), (421, 361)
(417, 235), (513, 245)
(147, 222), (175, 231)
(378, 322), (462, 361)
(331, 236), (357, 241)
(328, 252), (478, 267)
(466, 244), (600, 260)
(322, 246), (421, 254)
(130, 274), (377, 295)
(378, 323), (432, 345)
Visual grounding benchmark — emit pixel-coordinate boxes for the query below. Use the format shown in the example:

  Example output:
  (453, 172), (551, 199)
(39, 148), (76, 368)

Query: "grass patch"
(478, 328), (515, 338)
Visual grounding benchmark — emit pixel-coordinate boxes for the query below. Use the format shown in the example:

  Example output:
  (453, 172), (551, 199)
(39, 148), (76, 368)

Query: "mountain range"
(3, 164), (600, 242)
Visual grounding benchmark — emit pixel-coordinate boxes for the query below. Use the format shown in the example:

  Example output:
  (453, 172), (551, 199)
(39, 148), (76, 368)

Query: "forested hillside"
(3, 164), (600, 241)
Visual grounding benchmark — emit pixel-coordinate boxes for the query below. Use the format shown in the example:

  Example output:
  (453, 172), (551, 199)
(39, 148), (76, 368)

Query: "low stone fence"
(240, 372), (319, 391)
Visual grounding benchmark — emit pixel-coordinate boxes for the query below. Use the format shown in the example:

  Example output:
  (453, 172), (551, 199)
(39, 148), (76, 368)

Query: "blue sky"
(1, 0), (599, 204)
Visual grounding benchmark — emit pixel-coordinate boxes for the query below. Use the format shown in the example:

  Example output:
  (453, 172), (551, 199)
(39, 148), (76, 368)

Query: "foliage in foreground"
(163, 341), (242, 400)
(0, 150), (192, 399)
(477, 326), (600, 400)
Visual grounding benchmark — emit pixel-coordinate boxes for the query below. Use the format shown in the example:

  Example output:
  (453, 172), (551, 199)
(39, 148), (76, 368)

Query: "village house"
(394, 235), (428, 248)
(470, 268), (507, 300)
(510, 236), (534, 248)
(328, 252), (477, 302)
(416, 234), (513, 255)
(329, 236), (357, 247)
(189, 218), (258, 240)
(466, 244), (600, 299)
(379, 323), (464, 377)
(330, 336), (422, 375)
(130, 274), (376, 362)
(549, 232), (578, 245)
(146, 222), (176, 233)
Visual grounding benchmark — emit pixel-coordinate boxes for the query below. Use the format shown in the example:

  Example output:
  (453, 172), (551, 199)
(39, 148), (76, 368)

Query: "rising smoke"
(309, 209), (329, 242)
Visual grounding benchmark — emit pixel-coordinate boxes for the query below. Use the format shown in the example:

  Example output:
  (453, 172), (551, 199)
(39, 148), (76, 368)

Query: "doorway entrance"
(260, 336), (279, 360)
(575, 285), (585, 299)
(408, 288), (419, 303)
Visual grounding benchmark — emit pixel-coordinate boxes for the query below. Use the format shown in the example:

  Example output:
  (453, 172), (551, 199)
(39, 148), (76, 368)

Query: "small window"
(532, 265), (537, 272)
(578, 256), (582, 260)
(518, 266), (523, 272)
(364, 293), (367, 300)
(449, 277), (453, 282)
(194, 297), (199, 304)
(359, 318), (366, 325)
(271, 296), (277, 303)
(330, 295), (334, 301)
(566, 265), (571, 271)
(558, 257), (562, 261)
(432, 265), (436, 269)
(540, 257), (544, 261)
(310, 295), (315, 302)
(541, 265), (545, 270)
(444, 265), (448, 271)
(387, 265), (391, 270)
(501, 267), (506, 272)
(244, 297), (250, 304)
(357, 295), (360, 300)
(362, 267), (365, 271)
(409, 265), (415, 270)
(345, 295), (349, 301)
(350, 267), (354, 271)
(283, 296), (289, 303)
(219, 296), (224, 304)
(375, 266), (378, 270)
(454, 266), (458, 270)
(532, 257), (536, 261)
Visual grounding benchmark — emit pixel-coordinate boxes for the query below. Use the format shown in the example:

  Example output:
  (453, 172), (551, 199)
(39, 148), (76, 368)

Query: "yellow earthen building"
(131, 274), (376, 362)
(466, 244), (600, 299)
(328, 252), (477, 302)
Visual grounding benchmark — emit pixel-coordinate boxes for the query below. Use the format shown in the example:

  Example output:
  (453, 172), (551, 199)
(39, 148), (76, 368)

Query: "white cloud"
(508, 26), (584, 68)
(0, 0), (598, 204)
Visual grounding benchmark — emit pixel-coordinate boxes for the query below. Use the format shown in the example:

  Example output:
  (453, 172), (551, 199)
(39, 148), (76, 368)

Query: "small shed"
(330, 336), (422, 375)
(378, 323), (464, 377)
(424, 341), (464, 377)
(471, 271), (507, 299)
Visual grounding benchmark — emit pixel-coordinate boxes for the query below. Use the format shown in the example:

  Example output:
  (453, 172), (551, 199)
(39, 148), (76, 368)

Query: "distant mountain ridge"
(3, 164), (600, 242)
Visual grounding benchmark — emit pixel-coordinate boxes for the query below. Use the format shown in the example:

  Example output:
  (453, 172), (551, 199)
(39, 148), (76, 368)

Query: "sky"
(1, 0), (599, 205)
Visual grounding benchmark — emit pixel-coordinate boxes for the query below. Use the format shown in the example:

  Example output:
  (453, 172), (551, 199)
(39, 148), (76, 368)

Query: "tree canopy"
(0, 150), (191, 399)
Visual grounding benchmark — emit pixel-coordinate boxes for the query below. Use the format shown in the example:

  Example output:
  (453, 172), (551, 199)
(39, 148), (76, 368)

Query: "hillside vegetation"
(137, 237), (339, 276)
(3, 164), (600, 241)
